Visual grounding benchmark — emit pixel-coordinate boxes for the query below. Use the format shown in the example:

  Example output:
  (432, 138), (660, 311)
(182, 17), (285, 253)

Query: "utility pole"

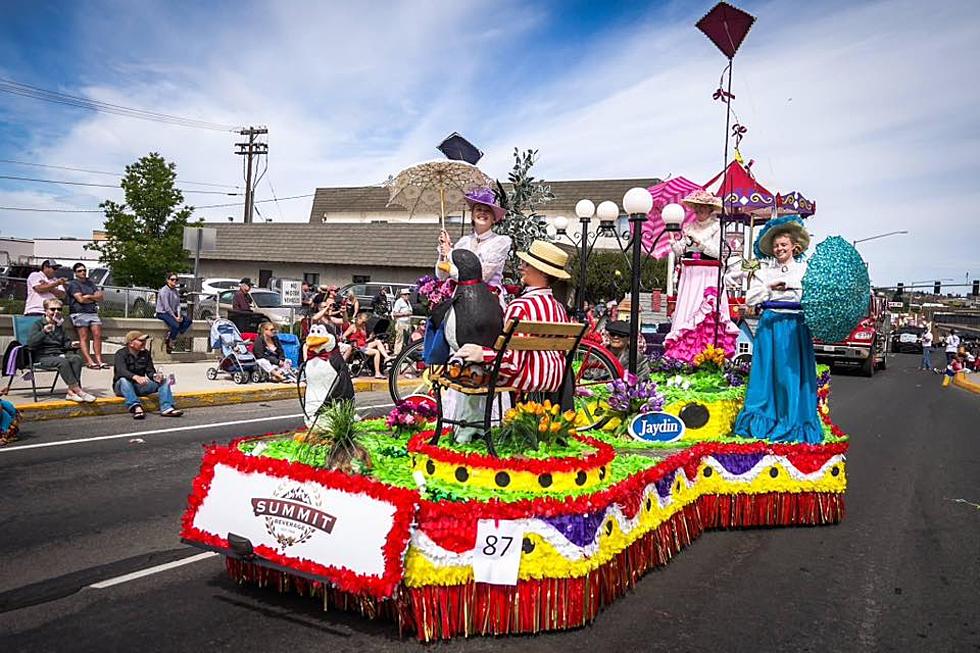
(235, 126), (268, 223)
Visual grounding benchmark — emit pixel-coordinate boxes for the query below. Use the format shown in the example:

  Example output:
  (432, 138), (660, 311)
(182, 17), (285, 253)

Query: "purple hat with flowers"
(464, 187), (507, 223)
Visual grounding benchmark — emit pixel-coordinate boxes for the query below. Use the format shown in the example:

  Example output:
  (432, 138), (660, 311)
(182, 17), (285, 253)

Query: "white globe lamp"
(661, 202), (685, 229)
(596, 200), (619, 222)
(622, 187), (653, 215)
(552, 215), (569, 233)
(575, 199), (596, 219)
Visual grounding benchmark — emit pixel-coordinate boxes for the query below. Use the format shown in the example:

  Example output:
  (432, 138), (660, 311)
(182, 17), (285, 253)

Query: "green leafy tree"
(567, 249), (666, 306)
(494, 148), (555, 278)
(86, 153), (193, 288)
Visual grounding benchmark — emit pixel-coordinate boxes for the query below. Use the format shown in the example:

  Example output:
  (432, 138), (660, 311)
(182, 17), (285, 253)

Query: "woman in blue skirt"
(734, 217), (823, 444)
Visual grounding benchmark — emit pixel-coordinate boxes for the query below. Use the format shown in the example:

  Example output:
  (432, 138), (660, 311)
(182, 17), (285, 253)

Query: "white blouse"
(746, 258), (807, 309)
(671, 218), (721, 259)
(436, 230), (512, 288)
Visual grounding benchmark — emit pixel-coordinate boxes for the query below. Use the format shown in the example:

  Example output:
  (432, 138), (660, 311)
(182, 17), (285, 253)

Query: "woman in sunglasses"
(156, 272), (192, 353)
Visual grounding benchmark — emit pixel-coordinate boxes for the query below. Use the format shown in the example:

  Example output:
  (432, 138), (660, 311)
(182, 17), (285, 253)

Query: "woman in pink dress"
(663, 189), (739, 362)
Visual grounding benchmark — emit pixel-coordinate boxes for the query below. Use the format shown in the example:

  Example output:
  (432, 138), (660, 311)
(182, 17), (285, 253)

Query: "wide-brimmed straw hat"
(681, 189), (723, 212)
(517, 240), (571, 279)
(754, 215), (811, 258)
(463, 187), (507, 223)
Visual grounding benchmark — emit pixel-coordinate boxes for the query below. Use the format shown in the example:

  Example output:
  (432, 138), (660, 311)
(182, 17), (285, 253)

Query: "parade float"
(181, 1), (866, 642)
(180, 348), (850, 641)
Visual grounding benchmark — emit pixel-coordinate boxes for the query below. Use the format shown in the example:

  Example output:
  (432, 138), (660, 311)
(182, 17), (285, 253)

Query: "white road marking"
(88, 552), (219, 589)
(1, 402), (394, 452)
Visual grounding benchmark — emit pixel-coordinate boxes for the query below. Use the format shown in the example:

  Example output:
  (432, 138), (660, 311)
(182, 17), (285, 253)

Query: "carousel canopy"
(704, 159), (776, 220)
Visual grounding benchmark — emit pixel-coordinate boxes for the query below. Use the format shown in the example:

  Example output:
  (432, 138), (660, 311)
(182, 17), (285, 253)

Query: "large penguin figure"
(444, 248), (504, 351)
(299, 323), (354, 428)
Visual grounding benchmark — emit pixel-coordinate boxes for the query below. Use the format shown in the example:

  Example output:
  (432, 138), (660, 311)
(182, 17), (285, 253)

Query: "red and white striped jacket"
(482, 286), (570, 392)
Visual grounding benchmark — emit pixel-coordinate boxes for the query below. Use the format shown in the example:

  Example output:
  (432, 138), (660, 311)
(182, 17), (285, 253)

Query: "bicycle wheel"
(571, 341), (622, 430)
(388, 340), (434, 404)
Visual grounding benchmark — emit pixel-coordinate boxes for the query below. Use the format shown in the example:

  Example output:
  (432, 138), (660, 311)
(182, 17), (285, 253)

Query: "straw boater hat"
(517, 240), (571, 279)
(463, 187), (507, 223)
(681, 189), (723, 213)
(754, 215), (811, 258)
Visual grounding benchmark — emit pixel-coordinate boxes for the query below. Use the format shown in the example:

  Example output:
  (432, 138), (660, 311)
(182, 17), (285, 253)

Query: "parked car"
(891, 325), (926, 354)
(201, 288), (299, 328)
(338, 281), (421, 315)
(200, 277), (242, 297)
(88, 267), (158, 317)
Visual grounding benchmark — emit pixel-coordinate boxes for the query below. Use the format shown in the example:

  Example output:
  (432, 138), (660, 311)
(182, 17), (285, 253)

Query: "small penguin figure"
(443, 248), (504, 351)
(299, 323), (354, 428)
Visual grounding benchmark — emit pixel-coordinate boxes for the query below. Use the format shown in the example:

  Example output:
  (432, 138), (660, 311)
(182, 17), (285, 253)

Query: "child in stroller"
(343, 311), (393, 378)
(206, 318), (263, 384)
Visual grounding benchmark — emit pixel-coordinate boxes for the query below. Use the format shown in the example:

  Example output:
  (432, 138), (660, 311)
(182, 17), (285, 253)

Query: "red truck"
(813, 294), (890, 377)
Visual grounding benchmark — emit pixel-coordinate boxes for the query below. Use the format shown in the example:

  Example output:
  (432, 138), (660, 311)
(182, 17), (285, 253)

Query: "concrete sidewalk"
(953, 371), (980, 394)
(7, 360), (401, 421)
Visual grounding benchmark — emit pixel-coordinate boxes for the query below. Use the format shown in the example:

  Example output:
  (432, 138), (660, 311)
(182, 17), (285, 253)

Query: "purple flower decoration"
(607, 375), (665, 415)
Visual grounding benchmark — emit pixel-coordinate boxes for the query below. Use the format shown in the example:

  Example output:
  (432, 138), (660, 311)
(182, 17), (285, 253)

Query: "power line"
(0, 173), (241, 195)
(0, 193), (314, 214)
(0, 76), (240, 132)
(0, 158), (240, 189)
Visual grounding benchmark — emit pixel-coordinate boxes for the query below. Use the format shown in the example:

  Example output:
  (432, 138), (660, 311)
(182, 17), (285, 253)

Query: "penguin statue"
(443, 248), (504, 351)
(299, 323), (354, 429)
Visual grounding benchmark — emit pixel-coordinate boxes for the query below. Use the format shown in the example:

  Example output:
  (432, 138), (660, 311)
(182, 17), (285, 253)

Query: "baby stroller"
(206, 318), (264, 384)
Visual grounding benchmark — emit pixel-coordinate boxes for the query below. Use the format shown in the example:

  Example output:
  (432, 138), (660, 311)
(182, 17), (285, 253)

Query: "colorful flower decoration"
(693, 344), (727, 370)
(386, 400), (438, 435)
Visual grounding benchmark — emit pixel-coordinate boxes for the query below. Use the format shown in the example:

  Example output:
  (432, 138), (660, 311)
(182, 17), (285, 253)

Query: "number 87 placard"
(472, 519), (525, 586)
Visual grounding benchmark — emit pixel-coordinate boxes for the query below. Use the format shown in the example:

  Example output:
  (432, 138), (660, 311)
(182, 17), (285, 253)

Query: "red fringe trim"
(225, 491), (844, 641)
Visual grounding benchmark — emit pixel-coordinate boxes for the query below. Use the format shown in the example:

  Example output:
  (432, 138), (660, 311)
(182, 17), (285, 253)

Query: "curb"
(13, 378), (402, 422)
(952, 372), (980, 395)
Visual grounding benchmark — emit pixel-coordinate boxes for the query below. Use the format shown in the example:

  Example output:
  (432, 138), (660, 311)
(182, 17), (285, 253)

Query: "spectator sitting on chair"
(156, 272), (192, 353)
(0, 387), (19, 446)
(344, 311), (391, 379)
(67, 262), (107, 369)
(253, 321), (296, 383)
(391, 288), (413, 355)
(113, 330), (183, 419)
(27, 298), (96, 403)
(24, 259), (67, 316)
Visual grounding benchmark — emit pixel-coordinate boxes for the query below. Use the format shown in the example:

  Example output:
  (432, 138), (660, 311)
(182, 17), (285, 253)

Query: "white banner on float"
(192, 463), (397, 577)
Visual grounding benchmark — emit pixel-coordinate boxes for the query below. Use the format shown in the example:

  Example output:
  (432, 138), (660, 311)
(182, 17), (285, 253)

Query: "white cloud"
(1, 0), (978, 287)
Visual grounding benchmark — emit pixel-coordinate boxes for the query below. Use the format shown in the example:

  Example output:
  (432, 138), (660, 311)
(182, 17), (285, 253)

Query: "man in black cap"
(605, 320), (648, 377)
(232, 278), (254, 314)
(24, 260), (67, 316)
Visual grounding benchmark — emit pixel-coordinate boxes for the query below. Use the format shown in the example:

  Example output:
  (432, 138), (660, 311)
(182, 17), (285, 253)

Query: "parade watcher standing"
(232, 278), (254, 313)
(391, 288), (413, 355)
(27, 298), (96, 403)
(24, 259), (66, 316)
(733, 217), (822, 444)
(113, 330), (182, 419)
(156, 272), (192, 353)
(436, 187), (512, 296)
(945, 329), (961, 365)
(663, 190), (739, 361)
(66, 262), (107, 369)
(920, 327), (934, 371)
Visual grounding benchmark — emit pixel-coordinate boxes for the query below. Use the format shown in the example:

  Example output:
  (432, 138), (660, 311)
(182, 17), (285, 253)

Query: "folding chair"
(5, 315), (61, 402)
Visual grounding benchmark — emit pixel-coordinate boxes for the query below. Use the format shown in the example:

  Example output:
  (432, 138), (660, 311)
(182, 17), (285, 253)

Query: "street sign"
(182, 227), (217, 252)
(280, 279), (302, 306)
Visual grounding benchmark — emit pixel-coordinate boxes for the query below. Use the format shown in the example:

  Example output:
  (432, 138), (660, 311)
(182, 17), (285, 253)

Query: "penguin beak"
(306, 335), (329, 349)
(448, 261), (459, 280)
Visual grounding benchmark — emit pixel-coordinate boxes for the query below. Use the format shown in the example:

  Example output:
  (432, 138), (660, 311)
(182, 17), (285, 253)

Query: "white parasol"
(386, 159), (492, 228)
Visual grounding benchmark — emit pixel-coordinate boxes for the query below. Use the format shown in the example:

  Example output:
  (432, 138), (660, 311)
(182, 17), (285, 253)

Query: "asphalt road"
(1, 357), (977, 652)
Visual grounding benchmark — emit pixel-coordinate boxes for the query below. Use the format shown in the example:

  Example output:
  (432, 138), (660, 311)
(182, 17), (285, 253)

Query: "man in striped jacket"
(458, 240), (572, 392)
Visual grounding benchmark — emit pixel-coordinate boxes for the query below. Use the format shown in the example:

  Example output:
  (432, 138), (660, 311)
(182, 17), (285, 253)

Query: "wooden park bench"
(430, 318), (587, 456)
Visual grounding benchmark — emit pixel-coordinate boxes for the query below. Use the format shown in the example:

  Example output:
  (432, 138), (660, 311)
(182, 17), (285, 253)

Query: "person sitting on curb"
(27, 298), (96, 403)
(253, 321), (296, 383)
(0, 386), (19, 446)
(156, 272), (192, 353)
(113, 330), (183, 419)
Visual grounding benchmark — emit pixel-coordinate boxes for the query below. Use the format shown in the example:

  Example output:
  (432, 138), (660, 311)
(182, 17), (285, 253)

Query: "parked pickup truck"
(813, 294), (891, 377)
(88, 268), (158, 317)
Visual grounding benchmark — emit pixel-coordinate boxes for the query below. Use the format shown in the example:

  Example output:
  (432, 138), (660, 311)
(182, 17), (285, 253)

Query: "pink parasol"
(641, 176), (704, 259)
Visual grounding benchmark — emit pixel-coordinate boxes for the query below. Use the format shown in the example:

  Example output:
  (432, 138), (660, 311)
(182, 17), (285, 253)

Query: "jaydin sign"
(629, 411), (685, 443)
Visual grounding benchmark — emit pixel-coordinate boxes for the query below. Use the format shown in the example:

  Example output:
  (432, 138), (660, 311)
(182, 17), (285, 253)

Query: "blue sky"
(1, 0), (978, 288)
